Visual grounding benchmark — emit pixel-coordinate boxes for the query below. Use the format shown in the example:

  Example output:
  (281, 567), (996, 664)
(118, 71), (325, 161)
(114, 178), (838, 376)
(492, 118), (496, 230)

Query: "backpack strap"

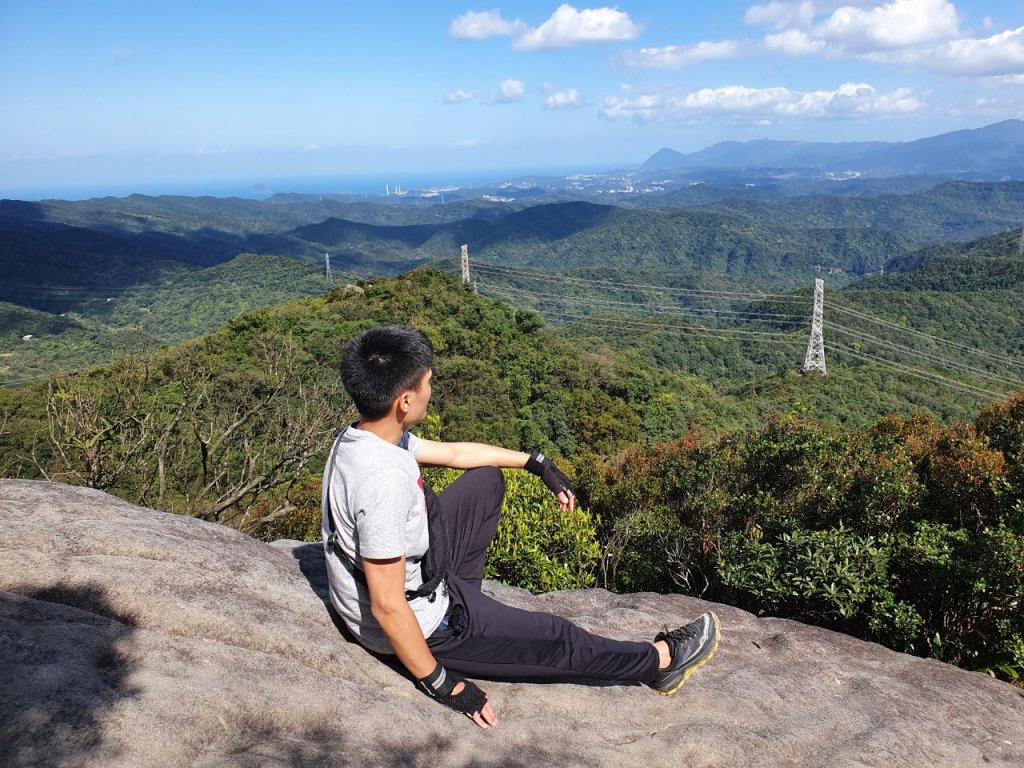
(412, 483), (449, 600)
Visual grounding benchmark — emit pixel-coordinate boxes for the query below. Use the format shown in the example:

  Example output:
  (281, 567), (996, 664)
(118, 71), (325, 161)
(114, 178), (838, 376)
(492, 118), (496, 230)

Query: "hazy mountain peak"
(641, 120), (1024, 179)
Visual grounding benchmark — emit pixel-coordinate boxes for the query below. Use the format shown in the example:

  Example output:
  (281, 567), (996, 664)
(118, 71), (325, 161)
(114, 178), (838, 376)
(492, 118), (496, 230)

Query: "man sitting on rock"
(322, 324), (720, 730)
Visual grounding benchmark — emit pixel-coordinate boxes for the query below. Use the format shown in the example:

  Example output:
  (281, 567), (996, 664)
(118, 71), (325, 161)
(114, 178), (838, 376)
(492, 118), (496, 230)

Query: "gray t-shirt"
(321, 424), (449, 654)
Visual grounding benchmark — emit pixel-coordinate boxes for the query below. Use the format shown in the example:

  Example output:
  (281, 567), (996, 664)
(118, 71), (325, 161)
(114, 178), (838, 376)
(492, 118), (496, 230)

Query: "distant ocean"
(3, 166), (600, 202)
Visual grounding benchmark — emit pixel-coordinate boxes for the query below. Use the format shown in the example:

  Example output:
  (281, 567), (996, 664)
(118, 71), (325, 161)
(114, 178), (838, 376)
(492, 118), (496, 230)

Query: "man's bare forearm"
(418, 440), (529, 470)
(373, 600), (438, 680)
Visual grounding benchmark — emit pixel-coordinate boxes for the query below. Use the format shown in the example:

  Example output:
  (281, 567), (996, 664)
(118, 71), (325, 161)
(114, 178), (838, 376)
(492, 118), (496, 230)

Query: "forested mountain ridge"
(2, 265), (1018, 505)
(224, 184), (1024, 286)
(693, 181), (1024, 244)
(2, 180), (1022, 387)
(0, 193), (528, 234)
(6, 255), (1019, 469)
(4, 181), (1023, 316)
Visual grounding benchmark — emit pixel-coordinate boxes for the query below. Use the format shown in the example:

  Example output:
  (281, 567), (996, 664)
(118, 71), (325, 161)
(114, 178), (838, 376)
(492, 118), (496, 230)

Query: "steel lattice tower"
(802, 278), (827, 375)
(460, 244), (470, 284)
(325, 253), (333, 287)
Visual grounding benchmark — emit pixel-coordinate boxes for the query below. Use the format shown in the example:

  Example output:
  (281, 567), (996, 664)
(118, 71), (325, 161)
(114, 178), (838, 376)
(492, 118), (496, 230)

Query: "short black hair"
(340, 325), (434, 419)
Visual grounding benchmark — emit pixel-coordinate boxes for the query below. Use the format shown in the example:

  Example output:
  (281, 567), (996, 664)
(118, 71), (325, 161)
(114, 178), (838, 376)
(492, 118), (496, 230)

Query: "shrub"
(715, 523), (919, 648)
(578, 434), (742, 594)
(922, 425), (1009, 530)
(734, 414), (855, 533)
(887, 520), (1024, 674)
(975, 394), (1024, 516)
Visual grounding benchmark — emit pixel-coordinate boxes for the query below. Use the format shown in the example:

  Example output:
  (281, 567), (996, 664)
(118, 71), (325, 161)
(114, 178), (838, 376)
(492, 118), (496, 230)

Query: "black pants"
(426, 467), (660, 683)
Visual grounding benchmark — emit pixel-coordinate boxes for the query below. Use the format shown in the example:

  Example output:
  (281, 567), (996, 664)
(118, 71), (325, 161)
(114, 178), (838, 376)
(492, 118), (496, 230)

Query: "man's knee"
(464, 466), (505, 502)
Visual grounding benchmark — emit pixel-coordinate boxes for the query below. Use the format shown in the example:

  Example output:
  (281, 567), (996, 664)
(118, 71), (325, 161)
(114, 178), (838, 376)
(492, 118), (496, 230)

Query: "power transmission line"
(478, 281), (807, 324)
(471, 256), (1020, 383)
(828, 321), (1024, 389)
(470, 262), (796, 301)
(523, 308), (801, 339)
(827, 300), (1024, 370)
(830, 341), (1007, 399)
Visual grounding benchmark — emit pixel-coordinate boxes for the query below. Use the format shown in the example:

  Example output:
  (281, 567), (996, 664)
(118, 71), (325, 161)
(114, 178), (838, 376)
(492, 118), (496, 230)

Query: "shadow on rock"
(192, 726), (589, 768)
(289, 541), (331, 602)
(0, 584), (140, 768)
(282, 540), (414, 684)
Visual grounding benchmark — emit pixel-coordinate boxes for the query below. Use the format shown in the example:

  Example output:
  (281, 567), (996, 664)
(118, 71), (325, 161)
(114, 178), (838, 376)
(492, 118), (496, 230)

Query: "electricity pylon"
(802, 278), (827, 375)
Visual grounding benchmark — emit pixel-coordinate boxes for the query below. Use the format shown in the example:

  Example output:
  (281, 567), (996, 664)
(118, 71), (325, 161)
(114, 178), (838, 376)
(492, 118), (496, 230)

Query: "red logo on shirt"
(416, 475), (427, 512)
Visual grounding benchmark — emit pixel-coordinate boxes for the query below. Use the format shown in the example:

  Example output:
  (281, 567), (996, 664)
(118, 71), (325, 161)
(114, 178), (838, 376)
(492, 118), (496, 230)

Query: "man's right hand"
(417, 662), (498, 730)
(461, 682), (499, 730)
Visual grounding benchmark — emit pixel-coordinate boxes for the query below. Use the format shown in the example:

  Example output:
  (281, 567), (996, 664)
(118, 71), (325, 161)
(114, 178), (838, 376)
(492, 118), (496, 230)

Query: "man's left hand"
(525, 450), (576, 512)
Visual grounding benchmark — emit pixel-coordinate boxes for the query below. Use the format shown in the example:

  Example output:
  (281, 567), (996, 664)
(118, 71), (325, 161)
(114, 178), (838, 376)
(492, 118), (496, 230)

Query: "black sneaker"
(648, 611), (720, 696)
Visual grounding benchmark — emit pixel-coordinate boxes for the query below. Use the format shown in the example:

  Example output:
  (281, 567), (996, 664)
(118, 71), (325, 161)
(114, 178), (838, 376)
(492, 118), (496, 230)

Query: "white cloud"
(740, 0), (1024, 82)
(443, 88), (475, 104)
(544, 88), (586, 109)
(747, 0), (962, 56)
(744, 1), (903, 29)
(925, 26), (1024, 78)
(622, 40), (744, 69)
(487, 78), (526, 104)
(985, 74), (1024, 85)
(625, 2), (971, 70)
(513, 4), (640, 51)
(450, 138), (480, 148)
(744, 0), (817, 29)
(449, 9), (527, 39)
(814, 0), (959, 52)
(762, 29), (827, 54)
(600, 81), (922, 124)
(837, 23), (1024, 79)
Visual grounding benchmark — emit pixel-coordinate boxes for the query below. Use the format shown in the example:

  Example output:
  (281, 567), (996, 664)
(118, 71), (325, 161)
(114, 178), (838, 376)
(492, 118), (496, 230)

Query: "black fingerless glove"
(525, 449), (574, 499)
(416, 662), (487, 719)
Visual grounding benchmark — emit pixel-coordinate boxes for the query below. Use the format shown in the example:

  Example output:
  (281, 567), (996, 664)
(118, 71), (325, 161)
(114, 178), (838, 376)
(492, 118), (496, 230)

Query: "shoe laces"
(662, 622), (699, 644)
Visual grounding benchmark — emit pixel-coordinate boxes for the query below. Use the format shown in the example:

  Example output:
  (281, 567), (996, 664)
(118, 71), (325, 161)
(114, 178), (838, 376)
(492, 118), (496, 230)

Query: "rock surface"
(2, 478), (1022, 767)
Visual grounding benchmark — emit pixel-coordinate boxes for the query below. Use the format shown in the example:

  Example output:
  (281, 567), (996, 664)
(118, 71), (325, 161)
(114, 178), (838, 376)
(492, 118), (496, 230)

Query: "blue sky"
(1, 1), (1022, 197)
